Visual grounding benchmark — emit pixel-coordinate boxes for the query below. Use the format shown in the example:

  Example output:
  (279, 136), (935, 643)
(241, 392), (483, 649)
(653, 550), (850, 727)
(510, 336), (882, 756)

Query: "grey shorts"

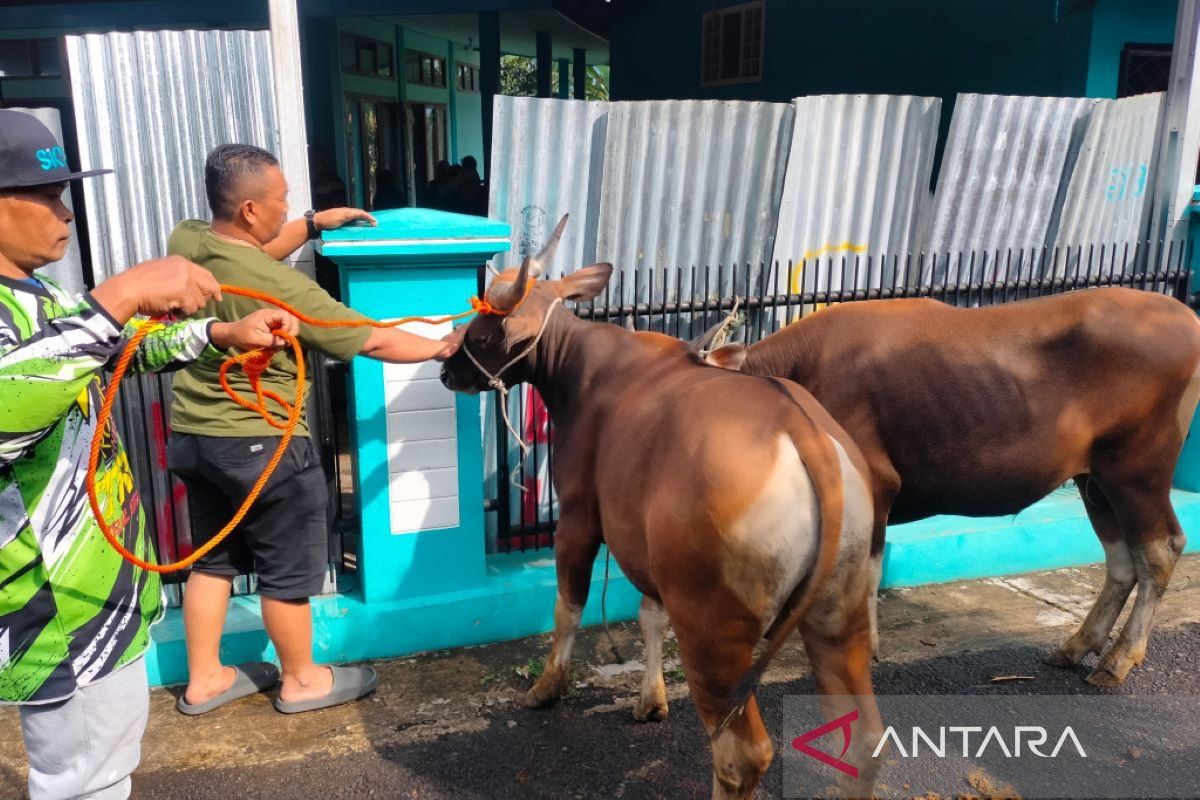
(19, 658), (149, 800)
(167, 434), (330, 600)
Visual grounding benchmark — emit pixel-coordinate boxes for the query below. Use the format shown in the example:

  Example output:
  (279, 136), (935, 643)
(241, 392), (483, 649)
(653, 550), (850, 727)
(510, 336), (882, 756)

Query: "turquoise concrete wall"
(884, 489), (1200, 587)
(1086, 0), (1177, 98)
(1177, 420), (1200, 492)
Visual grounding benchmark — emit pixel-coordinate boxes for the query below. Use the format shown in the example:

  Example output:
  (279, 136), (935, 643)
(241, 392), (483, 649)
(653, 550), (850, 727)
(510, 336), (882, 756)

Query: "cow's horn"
(488, 258), (534, 312)
(527, 213), (569, 278)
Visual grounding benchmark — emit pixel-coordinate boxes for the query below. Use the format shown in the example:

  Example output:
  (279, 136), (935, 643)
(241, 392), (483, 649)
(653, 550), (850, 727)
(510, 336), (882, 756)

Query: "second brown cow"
(705, 287), (1200, 687)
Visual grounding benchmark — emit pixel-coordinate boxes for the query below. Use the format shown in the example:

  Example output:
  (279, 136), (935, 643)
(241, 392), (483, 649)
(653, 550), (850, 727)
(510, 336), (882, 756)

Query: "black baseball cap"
(0, 109), (111, 190)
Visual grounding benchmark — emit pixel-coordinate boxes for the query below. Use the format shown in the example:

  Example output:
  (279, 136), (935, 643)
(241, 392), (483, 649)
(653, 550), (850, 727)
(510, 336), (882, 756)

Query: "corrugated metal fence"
(596, 100), (793, 296)
(490, 90), (1173, 291)
(772, 94), (941, 293)
(489, 97), (609, 276)
(67, 30), (279, 281)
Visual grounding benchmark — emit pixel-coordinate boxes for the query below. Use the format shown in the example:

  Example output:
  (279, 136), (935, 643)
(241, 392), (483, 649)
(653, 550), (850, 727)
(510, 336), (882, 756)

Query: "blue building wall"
(609, 0), (1172, 104)
(1086, 0), (1177, 97)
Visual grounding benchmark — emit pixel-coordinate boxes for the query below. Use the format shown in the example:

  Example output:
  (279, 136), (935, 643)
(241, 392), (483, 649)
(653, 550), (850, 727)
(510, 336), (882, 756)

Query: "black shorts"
(167, 433), (329, 600)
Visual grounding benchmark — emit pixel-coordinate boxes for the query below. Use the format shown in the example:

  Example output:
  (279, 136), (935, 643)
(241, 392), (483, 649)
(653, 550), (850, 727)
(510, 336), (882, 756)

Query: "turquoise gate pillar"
(321, 208), (510, 603)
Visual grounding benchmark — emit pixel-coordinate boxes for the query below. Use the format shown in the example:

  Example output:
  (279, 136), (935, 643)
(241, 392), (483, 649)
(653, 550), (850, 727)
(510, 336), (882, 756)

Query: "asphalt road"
(5, 560), (1200, 800)
(123, 625), (1200, 800)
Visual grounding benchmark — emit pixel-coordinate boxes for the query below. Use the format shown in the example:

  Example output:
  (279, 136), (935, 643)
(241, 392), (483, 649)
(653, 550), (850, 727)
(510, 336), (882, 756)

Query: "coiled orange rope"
(86, 284), (500, 574)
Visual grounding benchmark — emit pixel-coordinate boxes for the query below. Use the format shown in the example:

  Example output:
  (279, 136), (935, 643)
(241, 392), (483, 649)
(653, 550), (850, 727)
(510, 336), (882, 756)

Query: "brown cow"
(704, 288), (1200, 687)
(440, 219), (882, 798)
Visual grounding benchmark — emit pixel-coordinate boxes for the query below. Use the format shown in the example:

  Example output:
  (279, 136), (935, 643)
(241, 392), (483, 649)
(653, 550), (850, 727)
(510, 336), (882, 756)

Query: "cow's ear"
(557, 263), (613, 302)
(706, 343), (747, 371)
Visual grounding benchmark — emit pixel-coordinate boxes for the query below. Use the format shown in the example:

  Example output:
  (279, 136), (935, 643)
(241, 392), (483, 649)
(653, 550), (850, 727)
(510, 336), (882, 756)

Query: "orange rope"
(86, 283), (508, 574)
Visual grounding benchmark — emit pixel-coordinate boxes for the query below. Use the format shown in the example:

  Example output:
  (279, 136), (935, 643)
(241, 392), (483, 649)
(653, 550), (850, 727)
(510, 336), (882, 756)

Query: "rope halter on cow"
(462, 214), (569, 493)
(463, 295), (562, 493)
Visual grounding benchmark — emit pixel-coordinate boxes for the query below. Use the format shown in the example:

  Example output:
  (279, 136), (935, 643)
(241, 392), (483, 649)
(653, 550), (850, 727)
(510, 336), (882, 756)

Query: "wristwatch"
(305, 209), (320, 240)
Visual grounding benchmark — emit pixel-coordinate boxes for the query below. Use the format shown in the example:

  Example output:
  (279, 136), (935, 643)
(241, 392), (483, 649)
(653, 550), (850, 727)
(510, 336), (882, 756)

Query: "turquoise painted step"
(881, 487), (1200, 588)
(142, 489), (1200, 688)
(145, 547), (643, 688)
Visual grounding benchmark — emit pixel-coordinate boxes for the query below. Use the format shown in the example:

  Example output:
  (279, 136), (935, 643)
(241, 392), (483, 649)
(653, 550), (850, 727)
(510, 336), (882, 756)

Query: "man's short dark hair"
(205, 143), (280, 220)
(461, 155), (477, 170)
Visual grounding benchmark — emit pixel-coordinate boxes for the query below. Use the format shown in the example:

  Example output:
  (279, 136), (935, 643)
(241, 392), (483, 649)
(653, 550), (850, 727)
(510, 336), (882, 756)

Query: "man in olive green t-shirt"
(167, 144), (463, 716)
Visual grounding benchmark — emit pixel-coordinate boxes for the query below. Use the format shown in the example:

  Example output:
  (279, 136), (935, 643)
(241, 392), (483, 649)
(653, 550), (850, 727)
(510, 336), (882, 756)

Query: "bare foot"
(278, 666), (335, 704)
(184, 665), (237, 706)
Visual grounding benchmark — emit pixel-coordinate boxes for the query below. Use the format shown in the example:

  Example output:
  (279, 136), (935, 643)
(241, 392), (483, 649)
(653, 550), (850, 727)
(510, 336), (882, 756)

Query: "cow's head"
(440, 214), (613, 394)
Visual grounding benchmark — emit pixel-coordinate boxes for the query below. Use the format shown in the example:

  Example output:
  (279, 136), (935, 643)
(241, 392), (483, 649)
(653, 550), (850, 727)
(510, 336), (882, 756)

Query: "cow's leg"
(521, 521), (601, 709)
(866, 549), (883, 660)
(1088, 493), (1186, 687)
(803, 597), (885, 799)
(1045, 477), (1136, 668)
(866, 509), (888, 661)
(633, 595), (670, 722)
(669, 609), (772, 800)
(867, 471), (897, 662)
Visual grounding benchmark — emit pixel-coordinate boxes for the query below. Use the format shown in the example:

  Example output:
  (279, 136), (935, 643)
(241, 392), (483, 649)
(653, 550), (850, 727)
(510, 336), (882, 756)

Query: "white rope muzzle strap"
(463, 296), (563, 493)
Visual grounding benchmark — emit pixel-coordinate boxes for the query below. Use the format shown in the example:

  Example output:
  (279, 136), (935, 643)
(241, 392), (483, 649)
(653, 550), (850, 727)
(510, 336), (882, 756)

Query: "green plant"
(500, 55), (610, 101)
(516, 656), (545, 681)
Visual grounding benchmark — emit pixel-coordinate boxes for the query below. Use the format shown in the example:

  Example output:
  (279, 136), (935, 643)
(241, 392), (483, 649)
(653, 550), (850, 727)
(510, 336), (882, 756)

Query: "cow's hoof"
(519, 673), (566, 709)
(1044, 648), (1080, 668)
(519, 687), (559, 709)
(1085, 666), (1125, 688)
(632, 697), (669, 723)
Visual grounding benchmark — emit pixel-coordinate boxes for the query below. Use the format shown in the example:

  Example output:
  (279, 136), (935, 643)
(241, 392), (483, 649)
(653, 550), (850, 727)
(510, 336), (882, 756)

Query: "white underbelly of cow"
(719, 433), (872, 635)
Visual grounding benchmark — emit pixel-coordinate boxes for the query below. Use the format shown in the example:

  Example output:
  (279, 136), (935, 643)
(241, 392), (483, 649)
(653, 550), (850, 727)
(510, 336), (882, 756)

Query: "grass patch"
(515, 657), (545, 682)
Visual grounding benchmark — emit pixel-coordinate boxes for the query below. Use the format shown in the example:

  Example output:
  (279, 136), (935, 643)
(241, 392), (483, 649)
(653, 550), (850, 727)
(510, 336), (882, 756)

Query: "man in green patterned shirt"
(0, 111), (298, 800)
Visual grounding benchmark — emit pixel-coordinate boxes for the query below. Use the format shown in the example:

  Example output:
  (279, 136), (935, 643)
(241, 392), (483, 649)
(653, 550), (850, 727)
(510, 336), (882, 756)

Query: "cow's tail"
(712, 400), (846, 740)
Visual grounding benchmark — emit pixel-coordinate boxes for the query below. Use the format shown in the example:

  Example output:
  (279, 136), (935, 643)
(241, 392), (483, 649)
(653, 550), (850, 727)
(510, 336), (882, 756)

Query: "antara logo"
(35, 146), (68, 171)
(874, 725), (1087, 759)
(792, 708), (1088, 777)
(792, 709), (860, 778)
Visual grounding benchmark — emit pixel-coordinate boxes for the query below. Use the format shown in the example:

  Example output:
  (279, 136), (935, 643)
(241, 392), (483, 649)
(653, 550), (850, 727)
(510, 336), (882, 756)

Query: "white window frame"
(700, 0), (766, 87)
